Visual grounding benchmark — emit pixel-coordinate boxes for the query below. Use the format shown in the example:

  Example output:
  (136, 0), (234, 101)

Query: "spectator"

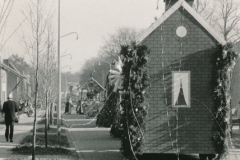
(76, 100), (82, 114)
(238, 101), (240, 132)
(65, 100), (70, 114)
(2, 93), (19, 142)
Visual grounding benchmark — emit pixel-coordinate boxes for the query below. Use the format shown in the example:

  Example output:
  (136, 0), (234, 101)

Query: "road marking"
(0, 143), (18, 148)
(77, 150), (119, 153)
(62, 118), (96, 122)
(77, 150), (95, 153)
(232, 126), (240, 130)
(98, 150), (120, 152)
(67, 128), (110, 131)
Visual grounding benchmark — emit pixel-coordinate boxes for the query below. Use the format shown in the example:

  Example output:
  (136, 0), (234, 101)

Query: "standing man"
(65, 100), (70, 115)
(2, 93), (18, 142)
(238, 101), (240, 132)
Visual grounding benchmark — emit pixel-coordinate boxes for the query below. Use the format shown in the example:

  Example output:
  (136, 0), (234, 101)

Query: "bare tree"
(41, 23), (57, 148)
(21, 0), (54, 159)
(99, 27), (138, 59)
(0, 0), (14, 50)
(79, 27), (139, 85)
(193, 0), (240, 42)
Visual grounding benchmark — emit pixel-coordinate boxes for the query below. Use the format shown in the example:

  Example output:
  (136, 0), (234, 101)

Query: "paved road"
(71, 130), (122, 160)
(63, 111), (122, 160)
(63, 112), (240, 160)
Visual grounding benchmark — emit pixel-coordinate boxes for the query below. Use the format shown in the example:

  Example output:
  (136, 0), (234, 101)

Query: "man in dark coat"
(65, 100), (70, 114)
(2, 93), (18, 142)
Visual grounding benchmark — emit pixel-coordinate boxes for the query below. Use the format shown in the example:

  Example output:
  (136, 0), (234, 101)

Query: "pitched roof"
(0, 63), (25, 78)
(136, 0), (226, 45)
(78, 77), (105, 91)
(9, 62), (21, 74)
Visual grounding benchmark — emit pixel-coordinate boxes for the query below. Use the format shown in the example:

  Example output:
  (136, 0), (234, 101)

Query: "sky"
(2, 0), (165, 73)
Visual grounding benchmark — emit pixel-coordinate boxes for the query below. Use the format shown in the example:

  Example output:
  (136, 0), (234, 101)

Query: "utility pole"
(57, 0), (61, 143)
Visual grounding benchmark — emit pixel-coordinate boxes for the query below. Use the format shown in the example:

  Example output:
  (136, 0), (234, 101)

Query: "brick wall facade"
(140, 7), (221, 154)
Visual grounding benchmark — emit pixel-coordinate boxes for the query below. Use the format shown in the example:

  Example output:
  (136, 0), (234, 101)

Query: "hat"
(8, 93), (13, 99)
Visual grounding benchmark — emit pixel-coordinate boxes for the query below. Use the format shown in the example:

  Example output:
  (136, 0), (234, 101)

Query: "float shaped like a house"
(136, 0), (232, 155)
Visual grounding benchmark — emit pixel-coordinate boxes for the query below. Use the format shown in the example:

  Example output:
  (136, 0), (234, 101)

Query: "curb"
(66, 128), (84, 160)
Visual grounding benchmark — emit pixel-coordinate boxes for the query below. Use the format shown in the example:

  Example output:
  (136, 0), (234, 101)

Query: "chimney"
(164, 0), (194, 11)
(3, 59), (9, 66)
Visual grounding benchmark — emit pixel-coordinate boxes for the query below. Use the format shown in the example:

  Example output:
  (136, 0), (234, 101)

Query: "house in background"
(77, 75), (105, 102)
(0, 59), (30, 107)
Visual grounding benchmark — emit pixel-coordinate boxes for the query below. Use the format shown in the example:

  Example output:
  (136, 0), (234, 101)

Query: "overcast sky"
(2, 0), (164, 73)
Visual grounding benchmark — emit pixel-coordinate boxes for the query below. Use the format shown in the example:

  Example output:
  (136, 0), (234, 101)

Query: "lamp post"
(57, 0), (78, 143)
(99, 60), (111, 70)
(57, 0), (61, 143)
(61, 54), (72, 59)
(61, 32), (78, 39)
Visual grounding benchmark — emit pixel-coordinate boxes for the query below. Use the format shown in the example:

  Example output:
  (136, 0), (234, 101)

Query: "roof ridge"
(78, 77), (105, 91)
(136, 0), (226, 45)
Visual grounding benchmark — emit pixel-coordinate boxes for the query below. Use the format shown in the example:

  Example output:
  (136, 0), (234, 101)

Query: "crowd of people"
(19, 98), (34, 117)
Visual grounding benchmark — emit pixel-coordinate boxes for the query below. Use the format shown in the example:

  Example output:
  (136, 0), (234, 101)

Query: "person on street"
(65, 100), (70, 115)
(27, 100), (34, 117)
(76, 100), (82, 114)
(238, 101), (240, 132)
(2, 93), (19, 142)
(69, 98), (73, 114)
(82, 100), (88, 116)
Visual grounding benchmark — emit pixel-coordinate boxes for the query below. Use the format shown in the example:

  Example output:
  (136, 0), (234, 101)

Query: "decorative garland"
(213, 42), (238, 159)
(96, 76), (118, 128)
(120, 43), (150, 160)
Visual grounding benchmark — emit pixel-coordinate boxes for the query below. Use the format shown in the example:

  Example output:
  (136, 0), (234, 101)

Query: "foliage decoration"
(96, 75), (119, 128)
(119, 43), (150, 160)
(96, 67), (123, 137)
(213, 42), (238, 159)
(96, 43), (150, 159)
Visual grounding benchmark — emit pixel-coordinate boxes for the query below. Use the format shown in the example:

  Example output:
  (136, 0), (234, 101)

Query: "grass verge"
(12, 145), (72, 155)
(37, 119), (58, 125)
(19, 134), (69, 147)
(12, 134), (70, 155)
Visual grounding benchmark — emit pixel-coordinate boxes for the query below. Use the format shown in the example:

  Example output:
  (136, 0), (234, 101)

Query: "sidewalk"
(0, 110), (78, 159)
(0, 113), (37, 159)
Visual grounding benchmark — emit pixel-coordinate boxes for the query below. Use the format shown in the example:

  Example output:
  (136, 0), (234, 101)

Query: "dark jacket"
(2, 100), (19, 122)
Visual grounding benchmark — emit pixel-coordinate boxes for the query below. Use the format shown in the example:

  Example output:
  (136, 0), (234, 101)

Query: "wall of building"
(140, 7), (220, 154)
(6, 71), (18, 102)
(1, 70), (7, 106)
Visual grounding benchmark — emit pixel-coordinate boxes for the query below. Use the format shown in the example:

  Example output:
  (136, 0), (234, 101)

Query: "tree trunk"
(45, 91), (48, 148)
(32, 92), (37, 160)
(48, 101), (50, 129)
(50, 103), (53, 125)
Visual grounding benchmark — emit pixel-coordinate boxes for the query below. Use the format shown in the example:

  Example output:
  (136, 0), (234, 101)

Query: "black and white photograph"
(0, 0), (240, 160)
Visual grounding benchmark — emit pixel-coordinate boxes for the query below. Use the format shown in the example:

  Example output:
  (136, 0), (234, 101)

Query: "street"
(0, 108), (239, 160)
(62, 108), (122, 160)
(62, 108), (240, 160)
